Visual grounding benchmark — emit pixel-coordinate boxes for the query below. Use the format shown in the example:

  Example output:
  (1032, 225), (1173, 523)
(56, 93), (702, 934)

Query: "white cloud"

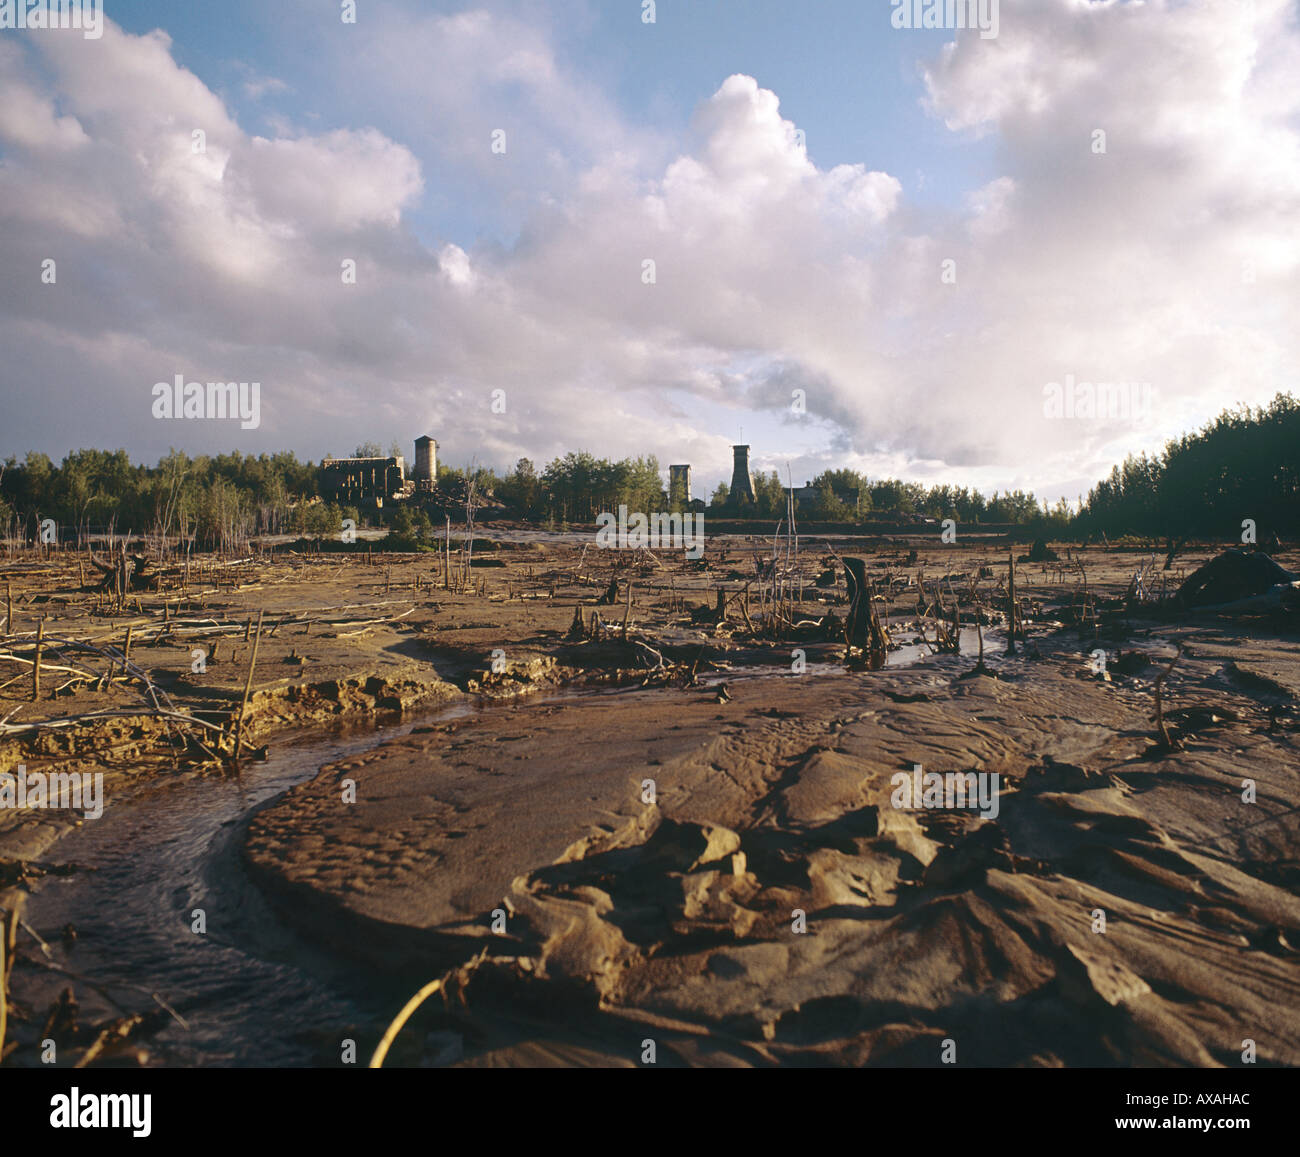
(0, 44), (89, 151)
(2, 1), (1298, 505)
(234, 130), (423, 233)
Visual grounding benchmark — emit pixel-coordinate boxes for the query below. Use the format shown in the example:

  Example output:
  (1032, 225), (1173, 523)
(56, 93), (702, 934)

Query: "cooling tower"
(729, 445), (757, 505)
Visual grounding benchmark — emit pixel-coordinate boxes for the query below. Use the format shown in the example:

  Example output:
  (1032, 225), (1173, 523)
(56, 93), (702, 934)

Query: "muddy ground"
(3, 532), (1299, 1067)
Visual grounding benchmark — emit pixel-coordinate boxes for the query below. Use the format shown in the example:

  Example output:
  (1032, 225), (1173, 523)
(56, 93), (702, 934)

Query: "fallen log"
(0, 707), (229, 739)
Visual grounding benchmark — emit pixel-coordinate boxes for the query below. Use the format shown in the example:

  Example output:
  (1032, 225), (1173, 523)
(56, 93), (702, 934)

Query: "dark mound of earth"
(1176, 549), (1297, 607)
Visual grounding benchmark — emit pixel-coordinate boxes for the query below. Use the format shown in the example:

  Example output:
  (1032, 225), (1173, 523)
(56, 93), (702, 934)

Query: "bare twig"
(233, 609), (264, 759)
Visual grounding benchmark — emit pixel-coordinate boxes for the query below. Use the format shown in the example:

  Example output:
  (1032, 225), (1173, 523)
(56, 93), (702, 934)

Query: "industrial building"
(319, 435), (438, 509)
(412, 435), (438, 493)
(318, 454), (408, 508)
(728, 444), (757, 506)
(320, 438), (774, 517)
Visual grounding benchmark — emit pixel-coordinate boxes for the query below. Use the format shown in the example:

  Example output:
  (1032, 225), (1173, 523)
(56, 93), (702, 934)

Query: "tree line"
(0, 448), (323, 552)
(705, 467), (1061, 527)
(2, 394), (1293, 547)
(1075, 392), (1297, 543)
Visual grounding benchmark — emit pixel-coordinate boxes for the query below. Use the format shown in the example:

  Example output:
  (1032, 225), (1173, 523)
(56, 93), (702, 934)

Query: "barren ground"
(3, 532), (1299, 1066)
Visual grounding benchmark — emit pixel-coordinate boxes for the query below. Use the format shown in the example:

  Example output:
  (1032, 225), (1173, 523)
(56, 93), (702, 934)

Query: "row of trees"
(483, 457), (1062, 527)
(0, 448), (343, 551)
(1, 446), (1060, 543)
(0, 446), (1084, 545)
(4, 395), (1292, 545)
(433, 454), (667, 524)
(1076, 393), (1299, 541)
(707, 468), (1062, 527)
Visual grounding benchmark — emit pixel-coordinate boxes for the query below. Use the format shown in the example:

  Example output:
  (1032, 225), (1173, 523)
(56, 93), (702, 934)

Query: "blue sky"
(2, 0), (1297, 502)
(112, 0), (996, 250)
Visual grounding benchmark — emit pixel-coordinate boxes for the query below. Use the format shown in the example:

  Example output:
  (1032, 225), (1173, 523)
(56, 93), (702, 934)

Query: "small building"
(785, 480), (861, 515)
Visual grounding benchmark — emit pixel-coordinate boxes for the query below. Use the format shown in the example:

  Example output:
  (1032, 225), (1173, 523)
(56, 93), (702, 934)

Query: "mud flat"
(6, 536), (1300, 1066)
(0, 550), (468, 867)
(0, 528), (1022, 863)
(241, 541), (1300, 1067)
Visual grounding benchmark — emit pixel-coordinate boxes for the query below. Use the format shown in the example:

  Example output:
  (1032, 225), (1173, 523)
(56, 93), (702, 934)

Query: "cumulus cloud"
(1, 1), (1298, 505)
(0, 45), (88, 151)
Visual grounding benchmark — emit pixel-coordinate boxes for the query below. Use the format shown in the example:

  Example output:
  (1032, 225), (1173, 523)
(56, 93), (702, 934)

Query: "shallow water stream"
(19, 710), (476, 1066)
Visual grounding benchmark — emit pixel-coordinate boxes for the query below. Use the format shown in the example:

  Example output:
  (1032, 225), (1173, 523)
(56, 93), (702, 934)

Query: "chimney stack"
(729, 445), (757, 506)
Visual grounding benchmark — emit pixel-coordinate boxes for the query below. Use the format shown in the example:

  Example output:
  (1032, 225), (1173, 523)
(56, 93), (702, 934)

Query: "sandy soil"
(5, 533), (1299, 1066)
(235, 537), (1300, 1067)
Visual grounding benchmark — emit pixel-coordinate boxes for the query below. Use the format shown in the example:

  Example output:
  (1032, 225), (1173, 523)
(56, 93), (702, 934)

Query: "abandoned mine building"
(319, 436), (438, 510)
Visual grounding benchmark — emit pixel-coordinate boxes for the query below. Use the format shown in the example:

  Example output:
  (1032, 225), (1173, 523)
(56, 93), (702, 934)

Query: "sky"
(1, 0), (1297, 504)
